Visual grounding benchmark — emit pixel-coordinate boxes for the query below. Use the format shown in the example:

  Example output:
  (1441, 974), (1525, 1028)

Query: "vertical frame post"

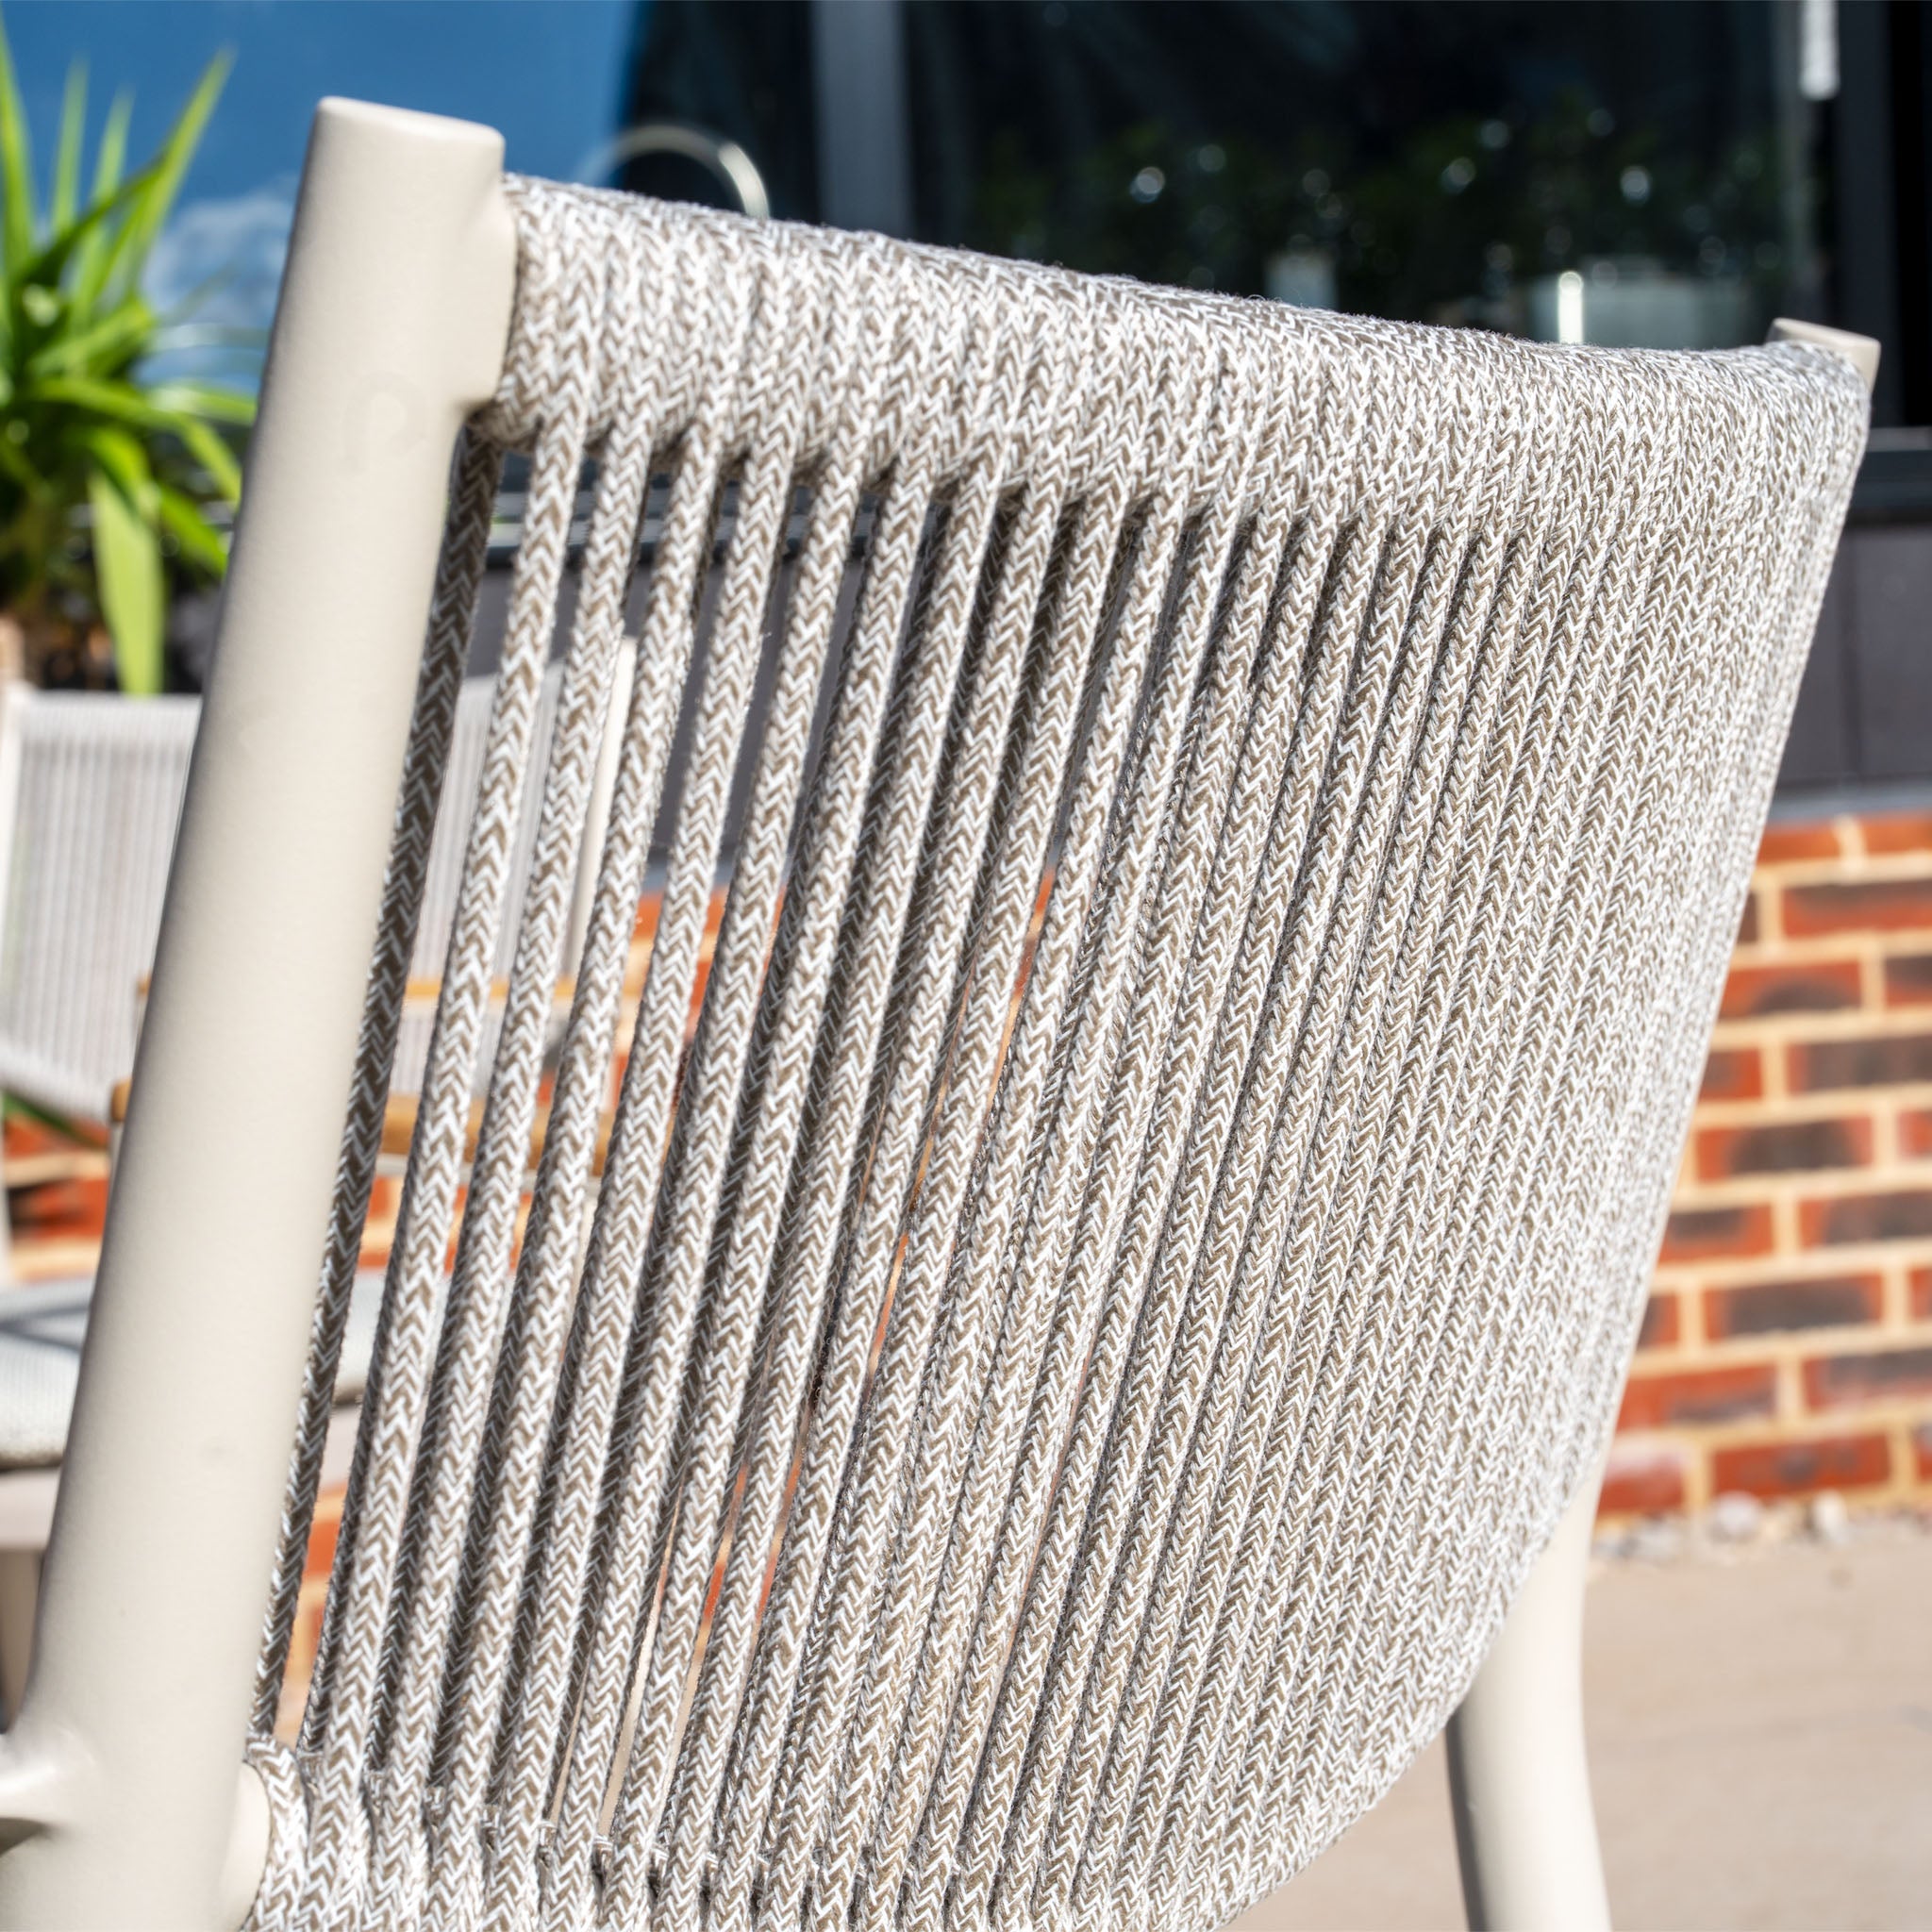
(1445, 311), (1875, 1932)
(0, 101), (514, 1928)
(1446, 1466), (1613, 1932)
(0, 677), (23, 1291)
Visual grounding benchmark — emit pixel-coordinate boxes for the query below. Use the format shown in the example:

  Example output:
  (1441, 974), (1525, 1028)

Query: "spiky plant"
(0, 13), (251, 692)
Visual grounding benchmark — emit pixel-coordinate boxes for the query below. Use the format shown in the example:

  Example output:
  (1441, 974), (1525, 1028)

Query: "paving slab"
(1235, 1524), (1932, 1931)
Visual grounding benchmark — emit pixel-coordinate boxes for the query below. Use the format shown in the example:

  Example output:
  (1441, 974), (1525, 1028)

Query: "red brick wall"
(1604, 808), (1932, 1516)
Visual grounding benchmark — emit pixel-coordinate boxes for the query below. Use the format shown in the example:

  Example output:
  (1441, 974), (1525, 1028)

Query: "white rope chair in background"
(0, 103), (1872, 1931)
(0, 686), (200, 1124)
(0, 668), (565, 1131)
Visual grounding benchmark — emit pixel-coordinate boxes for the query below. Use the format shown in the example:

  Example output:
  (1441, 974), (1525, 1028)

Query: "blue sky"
(6, 1), (640, 371)
(5, 2), (638, 193)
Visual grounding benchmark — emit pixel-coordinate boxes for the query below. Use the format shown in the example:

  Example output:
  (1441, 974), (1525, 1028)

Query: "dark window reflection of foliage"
(974, 122), (1316, 295)
(969, 88), (1790, 331)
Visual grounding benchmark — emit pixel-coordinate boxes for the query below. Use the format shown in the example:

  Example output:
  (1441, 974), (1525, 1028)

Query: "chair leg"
(1446, 1462), (1612, 1932)
(0, 1552), (40, 1731)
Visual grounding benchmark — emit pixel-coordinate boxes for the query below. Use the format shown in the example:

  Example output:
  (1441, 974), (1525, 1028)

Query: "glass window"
(903, 1), (1823, 351)
(616, 0), (820, 220)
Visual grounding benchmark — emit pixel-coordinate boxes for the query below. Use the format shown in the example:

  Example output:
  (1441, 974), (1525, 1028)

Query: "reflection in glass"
(903, 1), (1824, 350)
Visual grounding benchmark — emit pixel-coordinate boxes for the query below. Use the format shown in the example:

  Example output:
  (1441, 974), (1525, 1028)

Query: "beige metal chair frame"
(0, 102), (1875, 1932)
(0, 102), (516, 1927)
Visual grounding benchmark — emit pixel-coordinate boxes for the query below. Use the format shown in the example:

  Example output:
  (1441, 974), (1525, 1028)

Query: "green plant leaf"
(51, 61), (84, 232)
(87, 468), (164, 693)
(29, 374), (241, 494)
(96, 51), (230, 305)
(146, 377), (255, 425)
(151, 258), (237, 327)
(77, 421), (154, 506)
(15, 164), (155, 298)
(26, 370), (159, 422)
(154, 481), (227, 575)
(0, 8), (38, 279)
(0, 425), (43, 496)
(161, 410), (242, 499)
(4, 27), (246, 678)
(150, 320), (266, 350)
(90, 88), (128, 201)
(70, 89), (131, 312)
(25, 292), (154, 378)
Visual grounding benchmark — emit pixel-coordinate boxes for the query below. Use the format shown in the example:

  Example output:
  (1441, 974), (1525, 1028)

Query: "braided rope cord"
(244, 177), (1867, 1932)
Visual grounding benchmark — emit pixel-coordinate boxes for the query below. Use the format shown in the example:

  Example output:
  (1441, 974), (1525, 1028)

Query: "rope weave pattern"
(247, 177), (1867, 1931)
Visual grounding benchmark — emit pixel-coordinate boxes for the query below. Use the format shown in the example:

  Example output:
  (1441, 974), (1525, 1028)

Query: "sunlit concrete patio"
(1237, 1520), (1932, 1932)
